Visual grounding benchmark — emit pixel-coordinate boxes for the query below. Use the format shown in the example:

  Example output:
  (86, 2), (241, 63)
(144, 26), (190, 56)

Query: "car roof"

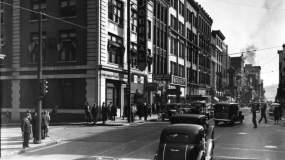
(162, 124), (204, 135)
(214, 102), (238, 106)
(172, 114), (205, 119)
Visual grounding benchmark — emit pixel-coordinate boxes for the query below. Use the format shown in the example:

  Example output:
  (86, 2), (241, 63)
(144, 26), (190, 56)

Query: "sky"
(195, 0), (285, 87)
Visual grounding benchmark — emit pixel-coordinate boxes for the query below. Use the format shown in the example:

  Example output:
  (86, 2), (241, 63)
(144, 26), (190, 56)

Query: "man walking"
(251, 104), (257, 128)
(21, 111), (32, 148)
(259, 103), (267, 124)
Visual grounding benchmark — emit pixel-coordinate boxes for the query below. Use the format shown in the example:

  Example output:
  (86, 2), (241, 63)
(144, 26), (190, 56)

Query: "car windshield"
(164, 133), (190, 144)
(214, 104), (230, 112)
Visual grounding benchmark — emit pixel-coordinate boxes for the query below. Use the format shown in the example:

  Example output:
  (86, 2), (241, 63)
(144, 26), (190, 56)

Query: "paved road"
(5, 110), (285, 160)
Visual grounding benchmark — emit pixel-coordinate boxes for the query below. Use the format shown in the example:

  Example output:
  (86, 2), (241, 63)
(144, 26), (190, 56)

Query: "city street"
(3, 109), (285, 160)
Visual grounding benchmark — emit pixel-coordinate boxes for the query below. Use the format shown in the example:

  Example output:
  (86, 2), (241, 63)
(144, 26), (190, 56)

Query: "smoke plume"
(243, 45), (257, 65)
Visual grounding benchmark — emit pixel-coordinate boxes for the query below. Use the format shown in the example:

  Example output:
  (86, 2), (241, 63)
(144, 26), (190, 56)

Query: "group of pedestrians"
(21, 110), (50, 149)
(251, 103), (283, 128)
(84, 101), (117, 125)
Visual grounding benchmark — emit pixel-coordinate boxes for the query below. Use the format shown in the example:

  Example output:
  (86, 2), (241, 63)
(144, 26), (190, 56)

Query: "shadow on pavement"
(20, 122), (166, 159)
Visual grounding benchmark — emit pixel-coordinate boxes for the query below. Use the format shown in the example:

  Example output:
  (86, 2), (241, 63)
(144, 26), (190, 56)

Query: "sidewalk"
(1, 114), (158, 158)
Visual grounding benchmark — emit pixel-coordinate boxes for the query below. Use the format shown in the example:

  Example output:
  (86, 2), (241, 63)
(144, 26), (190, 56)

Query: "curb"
(1, 140), (59, 158)
(19, 140), (59, 154)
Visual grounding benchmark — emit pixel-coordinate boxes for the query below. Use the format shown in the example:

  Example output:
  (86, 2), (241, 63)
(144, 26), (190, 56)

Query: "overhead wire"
(228, 46), (282, 56)
(0, 1), (87, 30)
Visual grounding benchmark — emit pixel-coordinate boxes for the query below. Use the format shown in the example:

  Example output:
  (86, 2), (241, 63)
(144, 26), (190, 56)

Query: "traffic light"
(40, 79), (48, 96)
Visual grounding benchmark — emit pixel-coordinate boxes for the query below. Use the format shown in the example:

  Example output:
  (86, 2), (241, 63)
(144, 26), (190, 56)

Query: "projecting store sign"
(137, 0), (148, 71)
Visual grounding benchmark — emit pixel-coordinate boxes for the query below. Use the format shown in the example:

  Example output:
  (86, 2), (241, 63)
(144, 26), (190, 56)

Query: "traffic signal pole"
(35, 11), (43, 144)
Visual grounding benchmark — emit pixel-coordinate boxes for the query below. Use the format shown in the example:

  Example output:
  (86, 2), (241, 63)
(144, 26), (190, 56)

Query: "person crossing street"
(251, 104), (258, 128)
(259, 103), (267, 124)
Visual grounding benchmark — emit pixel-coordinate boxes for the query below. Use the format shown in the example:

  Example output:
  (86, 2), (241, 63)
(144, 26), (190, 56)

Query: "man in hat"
(21, 111), (32, 148)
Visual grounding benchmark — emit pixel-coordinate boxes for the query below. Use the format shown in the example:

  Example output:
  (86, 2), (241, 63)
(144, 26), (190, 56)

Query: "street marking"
(264, 145), (278, 149)
(215, 155), (259, 160)
(124, 139), (159, 156)
(217, 147), (283, 153)
(237, 132), (248, 135)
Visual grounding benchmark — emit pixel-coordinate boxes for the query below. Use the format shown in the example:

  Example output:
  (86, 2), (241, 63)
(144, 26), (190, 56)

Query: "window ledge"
(108, 19), (123, 28)
(57, 60), (77, 64)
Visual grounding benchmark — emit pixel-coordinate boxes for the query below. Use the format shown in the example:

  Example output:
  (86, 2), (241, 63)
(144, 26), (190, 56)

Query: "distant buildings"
(276, 44), (285, 106)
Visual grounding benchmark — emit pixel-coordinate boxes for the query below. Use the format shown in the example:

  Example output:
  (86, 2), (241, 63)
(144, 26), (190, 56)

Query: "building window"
(108, 33), (124, 64)
(31, 0), (47, 20)
(57, 30), (77, 62)
(59, 0), (76, 17)
(130, 43), (137, 68)
(131, 9), (137, 33)
(147, 20), (151, 40)
(108, 0), (123, 25)
(0, 34), (3, 47)
(28, 32), (47, 63)
(179, 1), (184, 16)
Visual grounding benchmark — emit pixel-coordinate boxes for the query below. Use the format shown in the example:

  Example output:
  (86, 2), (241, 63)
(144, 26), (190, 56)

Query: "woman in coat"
(274, 105), (280, 125)
(101, 102), (107, 125)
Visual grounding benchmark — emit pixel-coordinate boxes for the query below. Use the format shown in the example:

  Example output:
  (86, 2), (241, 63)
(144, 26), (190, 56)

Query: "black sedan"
(154, 124), (214, 160)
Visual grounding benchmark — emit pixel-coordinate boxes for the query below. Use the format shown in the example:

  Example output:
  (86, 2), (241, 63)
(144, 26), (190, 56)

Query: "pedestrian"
(46, 110), (50, 137)
(111, 103), (117, 121)
(51, 105), (58, 125)
(122, 105), (128, 120)
(259, 103), (267, 124)
(131, 104), (137, 122)
(84, 102), (92, 123)
(91, 103), (98, 124)
(102, 102), (107, 125)
(41, 111), (49, 139)
(143, 102), (148, 121)
(31, 112), (38, 143)
(107, 102), (112, 120)
(273, 105), (280, 125)
(251, 104), (257, 128)
(21, 111), (32, 148)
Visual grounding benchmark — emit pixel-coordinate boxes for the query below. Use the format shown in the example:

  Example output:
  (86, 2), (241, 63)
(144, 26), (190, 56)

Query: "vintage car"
(190, 101), (214, 119)
(213, 103), (244, 125)
(268, 103), (280, 117)
(154, 124), (214, 160)
(161, 103), (182, 121)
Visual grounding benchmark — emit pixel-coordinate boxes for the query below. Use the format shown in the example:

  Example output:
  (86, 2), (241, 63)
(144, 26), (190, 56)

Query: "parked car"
(170, 114), (215, 141)
(213, 103), (244, 125)
(178, 103), (192, 114)
(161, 103), (182, 121)
(154, 124), (214, 160)
(268, 103), (280, 117)
(190, 101), (213, 119)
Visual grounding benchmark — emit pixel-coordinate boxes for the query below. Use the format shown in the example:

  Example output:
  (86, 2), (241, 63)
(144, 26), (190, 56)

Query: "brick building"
(276, 44), (285, 107)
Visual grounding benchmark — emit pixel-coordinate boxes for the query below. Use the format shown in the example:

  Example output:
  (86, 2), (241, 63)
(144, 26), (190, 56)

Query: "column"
(11, 80), (20, 121)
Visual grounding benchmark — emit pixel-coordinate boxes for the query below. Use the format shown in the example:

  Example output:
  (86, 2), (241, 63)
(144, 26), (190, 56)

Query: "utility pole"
(35, 10), (43, 144)
(126, 0), (132, 123)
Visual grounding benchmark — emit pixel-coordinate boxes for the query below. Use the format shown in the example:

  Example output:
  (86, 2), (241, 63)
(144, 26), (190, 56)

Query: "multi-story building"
(0, 0), (156, 122)
(230, 56), (245, 103)
(152, 0), (212, 104)
(276, 44), (285, 106)
(243, 64), (264, 103)
(99, 0), (154, 116)
(210, 30), (224, 98)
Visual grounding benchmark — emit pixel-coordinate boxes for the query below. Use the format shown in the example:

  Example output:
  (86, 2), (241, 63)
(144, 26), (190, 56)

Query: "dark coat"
(21, 117), (31, 133)
(102, 104), (108, 121)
